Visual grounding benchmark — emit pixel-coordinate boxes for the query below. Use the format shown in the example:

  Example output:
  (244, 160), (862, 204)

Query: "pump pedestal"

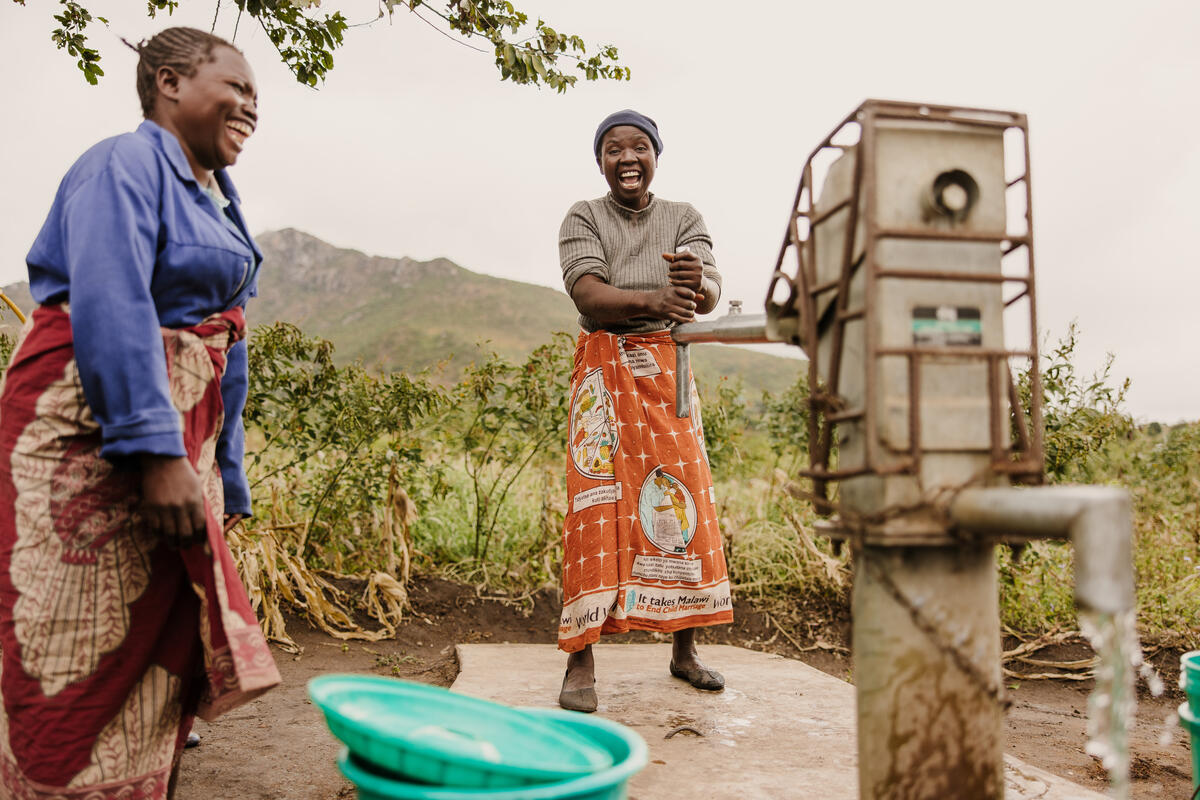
(854, 545), (1003, 799)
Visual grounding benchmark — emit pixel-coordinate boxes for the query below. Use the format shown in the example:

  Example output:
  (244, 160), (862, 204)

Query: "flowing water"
(1080, 609), (1165, 799)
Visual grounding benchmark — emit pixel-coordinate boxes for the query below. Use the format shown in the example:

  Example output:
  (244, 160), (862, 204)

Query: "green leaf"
(35, 0), (628, 92)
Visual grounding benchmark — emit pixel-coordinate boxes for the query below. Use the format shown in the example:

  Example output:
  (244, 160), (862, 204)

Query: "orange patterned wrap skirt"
(558, 329), (732, 653)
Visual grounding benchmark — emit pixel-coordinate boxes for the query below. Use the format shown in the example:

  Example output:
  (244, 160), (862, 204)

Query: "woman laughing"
(556, 110), (732, 712)
(0, 27), (279, 799)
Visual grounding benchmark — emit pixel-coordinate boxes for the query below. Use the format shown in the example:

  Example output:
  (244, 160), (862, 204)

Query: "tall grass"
(413, 464), (565, 594)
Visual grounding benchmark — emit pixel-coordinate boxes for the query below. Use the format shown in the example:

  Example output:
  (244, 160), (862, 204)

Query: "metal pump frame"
(764, 100), (1045, 510)
(671, 100), (1136, 799)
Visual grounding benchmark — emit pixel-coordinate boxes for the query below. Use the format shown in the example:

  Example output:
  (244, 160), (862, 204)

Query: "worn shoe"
(670, 660), (725, 691)
(558, 670), (598, 713)
(184, 731), (201, 749)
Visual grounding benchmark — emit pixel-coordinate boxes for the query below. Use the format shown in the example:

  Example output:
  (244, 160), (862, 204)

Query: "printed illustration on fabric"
(688, 377), (708, 463)
(9, 359), (157, 698)
(637, 467), (697, 554)
(570, 368), (618, 478)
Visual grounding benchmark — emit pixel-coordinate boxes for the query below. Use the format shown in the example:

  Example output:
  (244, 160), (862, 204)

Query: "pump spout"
(671, 311), (773, 345)
(948, 486), (1135, 615)
(671, 311), (776, 418)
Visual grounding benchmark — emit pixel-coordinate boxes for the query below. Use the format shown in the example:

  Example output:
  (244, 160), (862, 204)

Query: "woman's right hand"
(647, 285), (701, 324)
(139, 455), (208, 549)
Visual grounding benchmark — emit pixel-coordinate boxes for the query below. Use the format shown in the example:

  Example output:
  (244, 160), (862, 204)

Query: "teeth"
(227, 121), (253, 137)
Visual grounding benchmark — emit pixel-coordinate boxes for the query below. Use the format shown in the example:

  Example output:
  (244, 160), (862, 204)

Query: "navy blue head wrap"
(593, 110), (663, 161)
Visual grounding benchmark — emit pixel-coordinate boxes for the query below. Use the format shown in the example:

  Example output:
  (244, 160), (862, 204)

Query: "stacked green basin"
(1178, 651), (1200, 793)
(309, 675), (648, 800)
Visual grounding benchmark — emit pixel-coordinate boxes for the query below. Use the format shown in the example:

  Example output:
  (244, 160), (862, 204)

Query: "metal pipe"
(670, 312), (774, 345)
(873, 227), (1024, 243)
(671, 309), (780, 419)
(674, 342), (691, 418)
(873, 269), (1029, 284)
(949, 486), (1135, 615)
(1020, 118), (1047, 477)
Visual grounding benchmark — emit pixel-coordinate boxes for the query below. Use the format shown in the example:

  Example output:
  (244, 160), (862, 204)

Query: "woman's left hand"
(223, 513), (244, 534)
(663, 251), (704, 295)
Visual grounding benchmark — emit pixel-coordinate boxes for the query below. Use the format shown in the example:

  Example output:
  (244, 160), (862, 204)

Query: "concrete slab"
(453, 644), (1106, 800)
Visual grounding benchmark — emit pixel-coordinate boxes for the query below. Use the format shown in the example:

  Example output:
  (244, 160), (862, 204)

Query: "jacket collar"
(135, 119), (242, 204)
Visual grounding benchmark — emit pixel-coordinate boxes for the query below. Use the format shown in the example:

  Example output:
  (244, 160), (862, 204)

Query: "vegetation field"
(214, 319), (1200, 674)
(0, 276), (1192, 671)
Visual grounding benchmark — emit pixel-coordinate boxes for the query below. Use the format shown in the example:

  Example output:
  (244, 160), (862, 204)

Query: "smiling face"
(599, 125), (656, 211)
(153, 45), (258, 182)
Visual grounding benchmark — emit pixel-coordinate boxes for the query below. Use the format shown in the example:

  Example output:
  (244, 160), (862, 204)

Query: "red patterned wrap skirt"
(558, 329), (733, 653)
(0, 305), (281, 800)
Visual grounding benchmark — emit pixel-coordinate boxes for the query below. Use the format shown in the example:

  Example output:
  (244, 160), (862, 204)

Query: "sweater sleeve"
(216, 336), (252, 516)
(559, 202), (610, 294)
(60, 144), (186, 460)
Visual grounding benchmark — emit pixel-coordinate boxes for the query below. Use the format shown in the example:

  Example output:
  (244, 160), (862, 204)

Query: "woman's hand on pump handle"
(648, 284), (700, 325)
(663, 250), (704, 295)
(139, 455), (207, 549)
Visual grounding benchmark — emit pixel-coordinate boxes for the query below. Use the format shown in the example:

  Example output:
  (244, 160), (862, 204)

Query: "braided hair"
(128, 27), (239, 117)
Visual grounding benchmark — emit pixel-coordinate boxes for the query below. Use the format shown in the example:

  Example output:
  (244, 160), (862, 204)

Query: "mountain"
(0, 229), (804, 397)
(251, 229), (582, 376)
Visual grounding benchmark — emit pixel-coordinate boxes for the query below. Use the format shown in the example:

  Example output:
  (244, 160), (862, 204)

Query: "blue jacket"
(25, 120), (261, 516)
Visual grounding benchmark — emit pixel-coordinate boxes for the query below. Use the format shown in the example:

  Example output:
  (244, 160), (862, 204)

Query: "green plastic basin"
(1181, 651), (1200, 716)
(309, 676), (612, 788)
(337, 708), (648, 800)
(1178, 701), (1200, 792)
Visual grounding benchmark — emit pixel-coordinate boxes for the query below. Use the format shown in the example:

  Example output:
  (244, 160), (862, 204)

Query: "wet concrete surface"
(454, 643), (1106, 799)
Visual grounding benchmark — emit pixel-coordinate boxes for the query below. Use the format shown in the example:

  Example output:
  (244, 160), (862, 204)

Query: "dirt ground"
(177, 577), (1192, 799)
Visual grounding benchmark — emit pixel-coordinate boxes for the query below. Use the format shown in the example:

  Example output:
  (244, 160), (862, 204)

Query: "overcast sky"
(3, 1), (1197, 422)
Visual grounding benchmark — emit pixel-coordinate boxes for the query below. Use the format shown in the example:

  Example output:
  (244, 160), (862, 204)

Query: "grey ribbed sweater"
(559, 193), (721, 334)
